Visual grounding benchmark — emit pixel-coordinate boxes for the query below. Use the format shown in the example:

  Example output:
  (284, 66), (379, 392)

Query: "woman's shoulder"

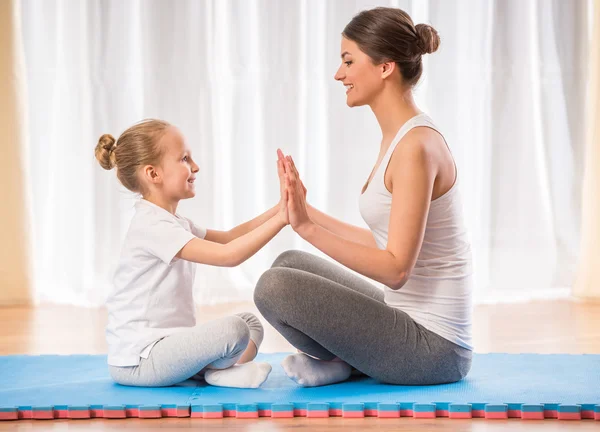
(404, 120), (444, 145)
(385, 124), (451, 188)
(397, 119), (449, 162)
(392, 127), (439, 165)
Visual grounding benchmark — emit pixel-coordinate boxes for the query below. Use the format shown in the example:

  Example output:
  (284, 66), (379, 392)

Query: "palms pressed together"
(276, 149), (310, 232)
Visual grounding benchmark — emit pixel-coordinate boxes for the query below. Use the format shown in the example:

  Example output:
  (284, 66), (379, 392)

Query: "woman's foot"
(282, 353), (352, 387)
(204, 361), (272, 388)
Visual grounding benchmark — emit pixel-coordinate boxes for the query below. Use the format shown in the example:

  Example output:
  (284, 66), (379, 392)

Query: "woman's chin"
(346, 96), (366, 108)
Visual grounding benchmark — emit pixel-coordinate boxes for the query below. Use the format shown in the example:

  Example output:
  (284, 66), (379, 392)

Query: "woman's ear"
(381, 61), (396, 80)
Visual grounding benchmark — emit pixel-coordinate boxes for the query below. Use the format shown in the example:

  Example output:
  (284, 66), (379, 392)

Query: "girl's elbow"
(217, 246), (241, 267)
(225, 254), (243, 267)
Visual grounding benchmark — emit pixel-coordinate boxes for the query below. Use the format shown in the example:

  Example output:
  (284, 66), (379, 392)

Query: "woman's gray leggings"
(109, 313), (264, 387)
(254, 250), (472, 385)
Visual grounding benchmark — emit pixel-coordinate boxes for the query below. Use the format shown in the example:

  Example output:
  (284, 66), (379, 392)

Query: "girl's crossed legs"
(109, 312), (271, 388)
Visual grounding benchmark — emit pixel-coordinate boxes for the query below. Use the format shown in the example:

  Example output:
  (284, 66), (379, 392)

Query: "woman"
(255, 7), (473, 387)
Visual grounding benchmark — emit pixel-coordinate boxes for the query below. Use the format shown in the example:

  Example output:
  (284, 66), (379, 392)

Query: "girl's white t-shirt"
(105, 199), (206, 367)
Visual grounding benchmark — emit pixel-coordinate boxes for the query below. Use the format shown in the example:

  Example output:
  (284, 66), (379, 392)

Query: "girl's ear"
(143, 165), (161, 184)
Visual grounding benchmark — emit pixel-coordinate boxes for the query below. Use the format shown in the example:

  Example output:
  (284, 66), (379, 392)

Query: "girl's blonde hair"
(94, 119), (171, 193)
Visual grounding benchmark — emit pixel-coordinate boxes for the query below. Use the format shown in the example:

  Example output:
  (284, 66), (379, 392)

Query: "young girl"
(95, 118), (289, 388)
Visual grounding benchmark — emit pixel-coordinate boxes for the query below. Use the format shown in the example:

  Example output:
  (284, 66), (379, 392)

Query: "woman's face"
(334, 37), (386, 107)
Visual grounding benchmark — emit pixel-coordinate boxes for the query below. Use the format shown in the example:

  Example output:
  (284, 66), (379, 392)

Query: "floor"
(1, 300), (599, 431)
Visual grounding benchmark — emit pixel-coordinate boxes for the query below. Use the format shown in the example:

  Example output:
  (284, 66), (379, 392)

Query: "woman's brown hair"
(343, 7), (440, 87)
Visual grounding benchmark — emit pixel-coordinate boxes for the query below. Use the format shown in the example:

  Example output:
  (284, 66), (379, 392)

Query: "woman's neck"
(370, 85), (421, 151)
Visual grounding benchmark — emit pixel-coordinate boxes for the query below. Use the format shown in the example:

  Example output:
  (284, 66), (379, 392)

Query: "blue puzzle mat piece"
(189, 353), (600, 406)
(0, 355), (197, 407)
(1, 353), (599, 408)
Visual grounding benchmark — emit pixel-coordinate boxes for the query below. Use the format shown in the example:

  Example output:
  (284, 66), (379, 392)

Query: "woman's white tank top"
(358, 113), (473, 350)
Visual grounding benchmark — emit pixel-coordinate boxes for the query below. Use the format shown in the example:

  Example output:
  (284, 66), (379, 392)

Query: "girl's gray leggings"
(254, 250), (472, 385)
(109, 312), (264, 387)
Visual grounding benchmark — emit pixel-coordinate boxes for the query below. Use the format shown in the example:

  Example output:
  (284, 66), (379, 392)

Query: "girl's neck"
(143, 193), (179, 215)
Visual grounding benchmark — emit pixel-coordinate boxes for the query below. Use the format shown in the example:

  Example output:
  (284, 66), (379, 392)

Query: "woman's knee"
(455, 350), (472, 381)
(254, 267), (304, 312)
(255, 267), (285, 304)
(271, 249), (309, 269)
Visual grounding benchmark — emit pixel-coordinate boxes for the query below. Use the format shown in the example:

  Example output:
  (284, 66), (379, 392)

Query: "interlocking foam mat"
(1, 353), (599, 421)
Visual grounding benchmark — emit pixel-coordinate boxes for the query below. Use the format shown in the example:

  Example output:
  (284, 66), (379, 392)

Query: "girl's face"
(155, 127), (199, 201)
(334, 37), (387, 107)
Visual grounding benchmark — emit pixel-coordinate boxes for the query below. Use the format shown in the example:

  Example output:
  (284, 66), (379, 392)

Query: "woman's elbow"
(387, 271), (409, 291)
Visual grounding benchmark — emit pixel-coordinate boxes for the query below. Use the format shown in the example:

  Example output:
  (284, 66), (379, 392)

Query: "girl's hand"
(285, 156), (313, 234)
(277, 154), (289, 225)
(278, 149), (307, 200)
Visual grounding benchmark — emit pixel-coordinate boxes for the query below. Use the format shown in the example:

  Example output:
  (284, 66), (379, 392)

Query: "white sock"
(204, 362), (272, 389)
(282, 353), (352, 387)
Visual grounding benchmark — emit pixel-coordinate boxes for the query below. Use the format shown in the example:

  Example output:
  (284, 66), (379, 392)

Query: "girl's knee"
(222, 315), (251, 346)
(236, 312), (262, 330)
(205, 317), (251, 369)
(236, 312), (264, 347)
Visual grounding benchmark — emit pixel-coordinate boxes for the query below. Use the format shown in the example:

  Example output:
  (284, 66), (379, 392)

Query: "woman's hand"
(277, 153), (289, 225)
(284, 155), (314, 236)
(278, 149), (307, 200)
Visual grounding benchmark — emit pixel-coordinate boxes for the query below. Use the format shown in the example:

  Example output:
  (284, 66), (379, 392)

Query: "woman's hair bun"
(415, 23), (440, 55)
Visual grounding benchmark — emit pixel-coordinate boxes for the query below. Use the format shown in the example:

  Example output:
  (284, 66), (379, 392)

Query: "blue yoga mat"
(1, 353), (599, 420)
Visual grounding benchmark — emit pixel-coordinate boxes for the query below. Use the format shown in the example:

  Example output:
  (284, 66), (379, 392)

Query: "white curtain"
(18, 0), (591, 306)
